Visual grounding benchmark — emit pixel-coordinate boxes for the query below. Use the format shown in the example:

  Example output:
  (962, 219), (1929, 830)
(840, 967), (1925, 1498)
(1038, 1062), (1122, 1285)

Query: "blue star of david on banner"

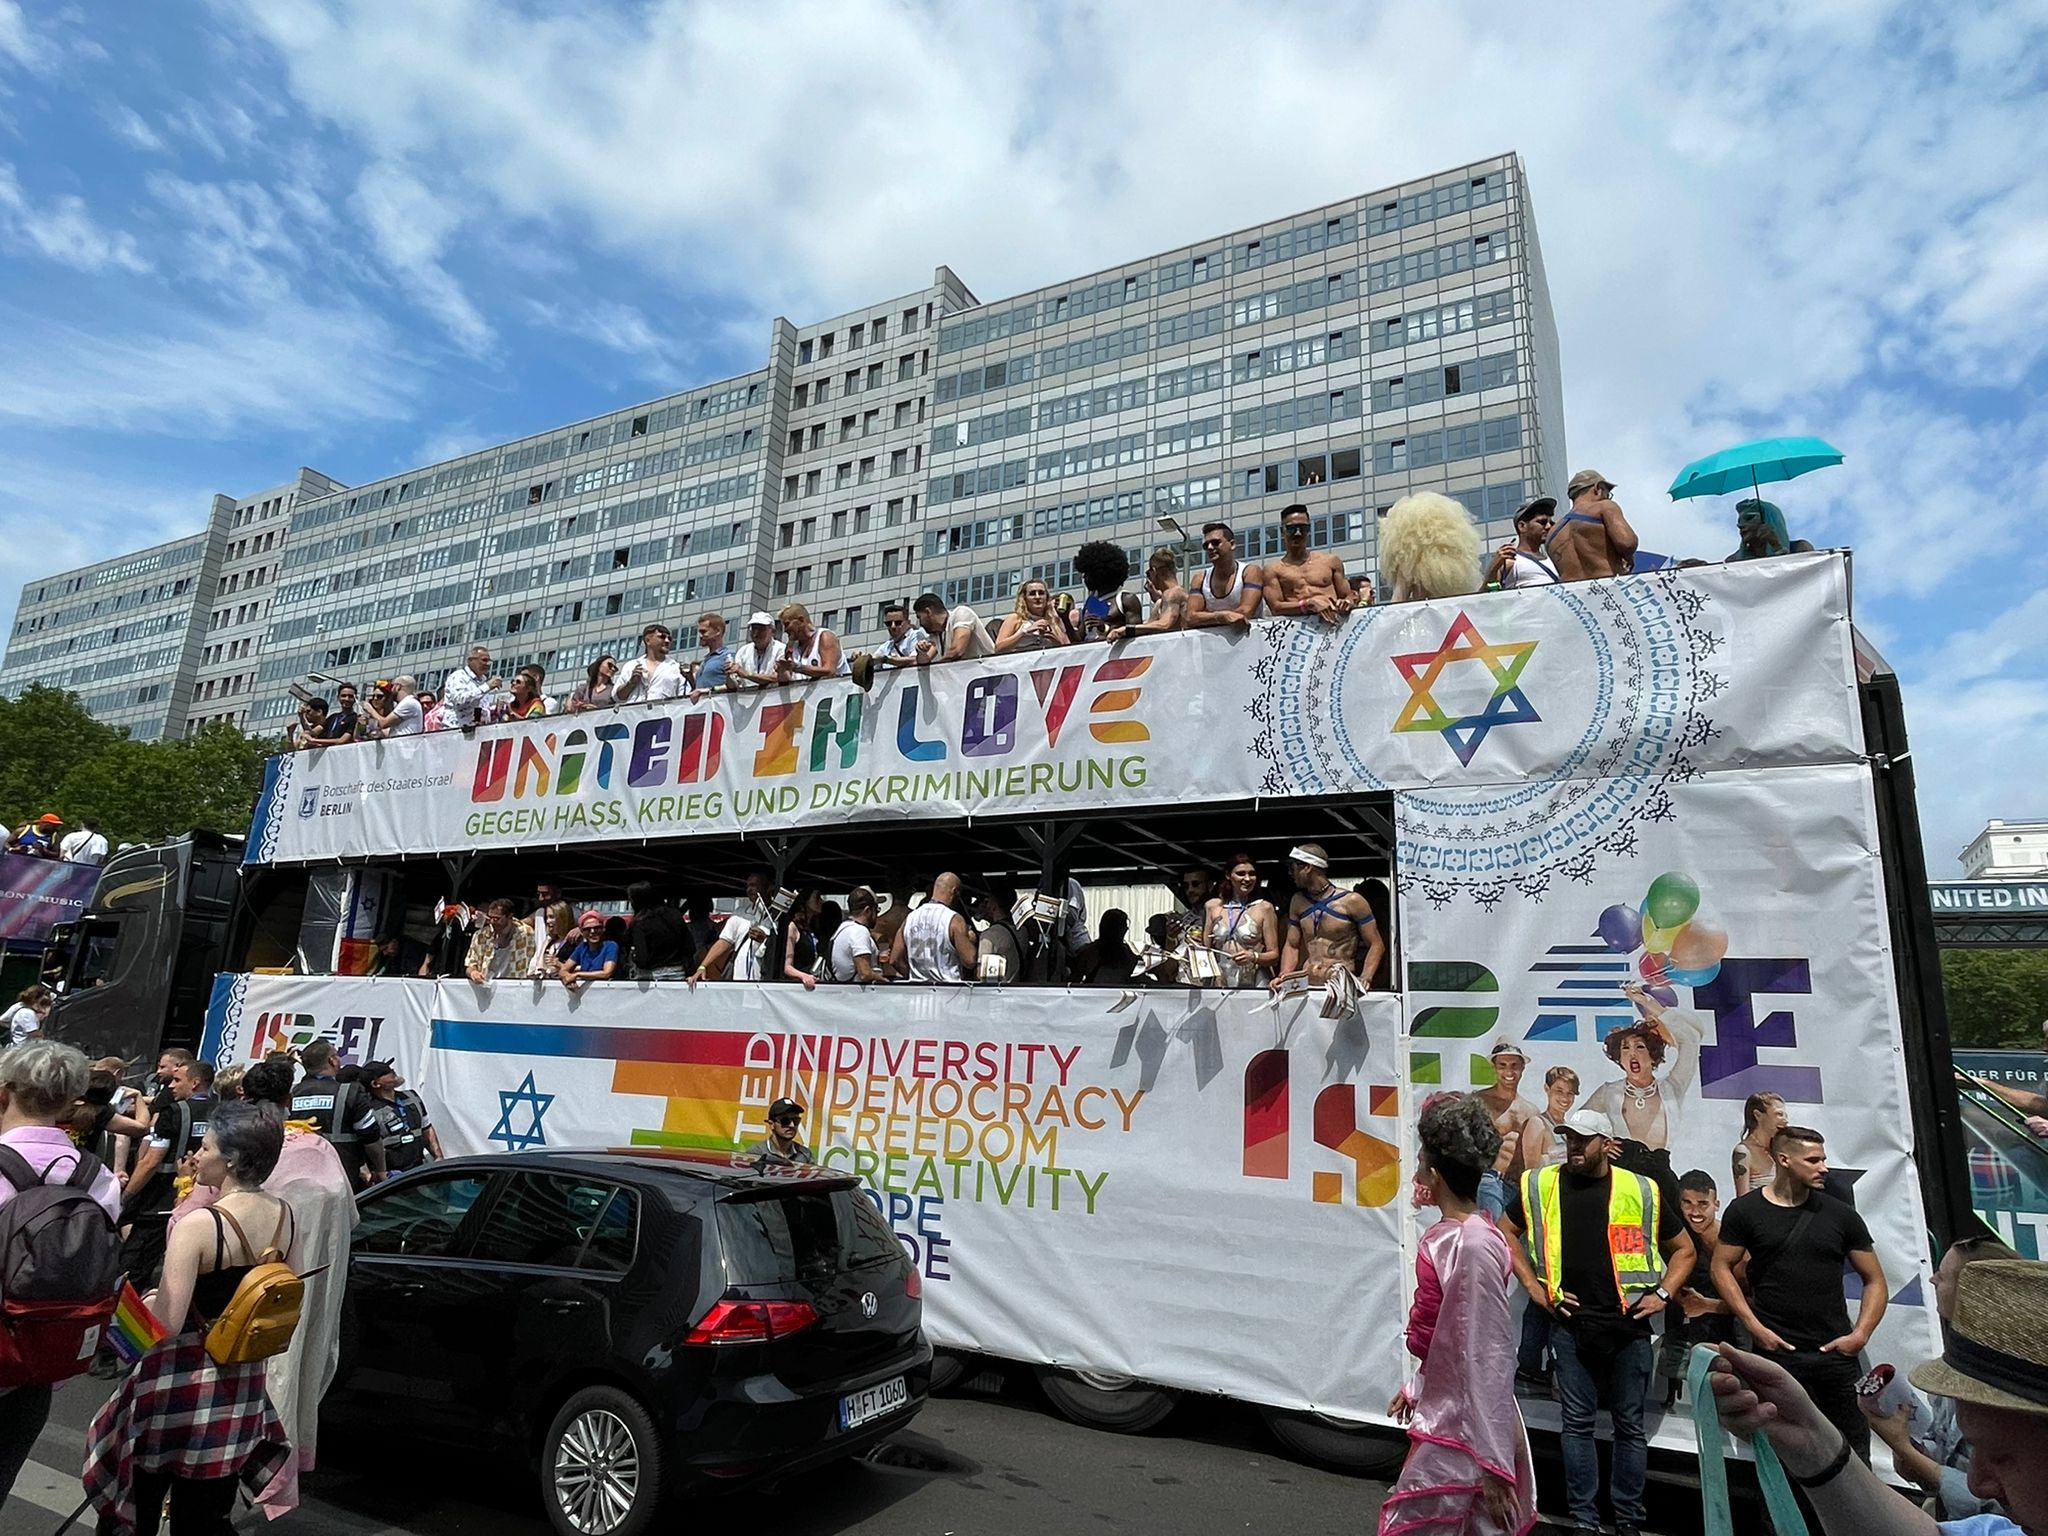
(490, 1071), (554, 1151)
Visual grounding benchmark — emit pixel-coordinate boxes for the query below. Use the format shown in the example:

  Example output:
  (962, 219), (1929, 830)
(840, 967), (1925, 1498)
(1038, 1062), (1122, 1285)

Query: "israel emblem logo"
(297, 788), (321, 819)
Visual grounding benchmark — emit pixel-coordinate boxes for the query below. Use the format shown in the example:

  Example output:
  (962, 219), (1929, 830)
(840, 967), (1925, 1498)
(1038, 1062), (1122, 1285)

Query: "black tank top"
(192, 1203), (293, 1323)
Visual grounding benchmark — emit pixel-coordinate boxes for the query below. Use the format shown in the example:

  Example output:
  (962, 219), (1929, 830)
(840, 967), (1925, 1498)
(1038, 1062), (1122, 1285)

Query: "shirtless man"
(1263, 504), (1367, 619)
(1546, 470), (1639, 581)
(1107, 547), (1189, 638)
(1274, 842), (1384, 987)
(1186, 522), (1261, 628)
(1476, 1039), (1548, 1182)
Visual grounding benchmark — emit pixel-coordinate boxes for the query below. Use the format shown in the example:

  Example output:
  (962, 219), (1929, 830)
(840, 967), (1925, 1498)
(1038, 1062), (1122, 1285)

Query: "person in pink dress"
(1380, 1093), (1538, 1536)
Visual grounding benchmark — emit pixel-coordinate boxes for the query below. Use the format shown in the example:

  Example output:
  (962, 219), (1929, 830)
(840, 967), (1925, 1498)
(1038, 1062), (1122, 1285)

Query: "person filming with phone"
(1498, 1108), (1694, 1536)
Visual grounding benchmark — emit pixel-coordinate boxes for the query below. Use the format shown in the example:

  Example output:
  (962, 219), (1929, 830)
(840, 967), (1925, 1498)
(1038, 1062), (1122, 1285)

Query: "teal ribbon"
(1688, 1343), (1809, 1536)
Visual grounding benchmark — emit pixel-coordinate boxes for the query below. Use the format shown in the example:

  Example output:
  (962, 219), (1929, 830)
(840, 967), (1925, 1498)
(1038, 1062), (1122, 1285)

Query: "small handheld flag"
(108, 1281), (165, 1365)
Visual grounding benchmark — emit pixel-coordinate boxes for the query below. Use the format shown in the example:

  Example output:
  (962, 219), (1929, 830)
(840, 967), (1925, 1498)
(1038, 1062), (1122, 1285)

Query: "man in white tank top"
(774, 603), (850, 681)
(1186, 521), (1263, 629)
(888, 873), (979, 983)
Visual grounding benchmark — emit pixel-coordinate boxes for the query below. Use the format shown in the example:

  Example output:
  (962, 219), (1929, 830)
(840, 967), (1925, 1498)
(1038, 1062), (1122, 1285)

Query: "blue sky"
(1, 0), (2044, 871)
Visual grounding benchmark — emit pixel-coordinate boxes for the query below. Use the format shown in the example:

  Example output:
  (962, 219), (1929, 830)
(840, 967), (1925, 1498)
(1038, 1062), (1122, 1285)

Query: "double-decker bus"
(56, 552), (1970, 1470)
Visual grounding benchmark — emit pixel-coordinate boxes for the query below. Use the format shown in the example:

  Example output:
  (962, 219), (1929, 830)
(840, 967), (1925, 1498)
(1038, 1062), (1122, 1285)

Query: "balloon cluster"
(1593, 872), (1729, 1004)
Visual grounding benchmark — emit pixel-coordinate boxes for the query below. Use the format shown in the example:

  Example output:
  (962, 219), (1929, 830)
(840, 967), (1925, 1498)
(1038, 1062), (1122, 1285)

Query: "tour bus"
(56, 551), (1972, 1474)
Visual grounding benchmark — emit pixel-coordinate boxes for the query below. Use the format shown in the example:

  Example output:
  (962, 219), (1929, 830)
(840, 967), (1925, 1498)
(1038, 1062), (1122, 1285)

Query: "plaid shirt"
(465, 918), (536, 979)
(85, 1334), (292, 1534)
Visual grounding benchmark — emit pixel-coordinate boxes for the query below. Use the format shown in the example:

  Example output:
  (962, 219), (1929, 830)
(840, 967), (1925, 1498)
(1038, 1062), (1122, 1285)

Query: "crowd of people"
(5, 812), (108, 864)
(282, 478), (1812, 747)
(1377, 1049), (2048, 1536)
(0, 1033), (443, 1527)
(408, 849), (1386, 996)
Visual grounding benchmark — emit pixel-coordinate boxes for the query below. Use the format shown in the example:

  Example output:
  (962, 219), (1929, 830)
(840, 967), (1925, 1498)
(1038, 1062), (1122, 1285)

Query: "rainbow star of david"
(1390, 611), (1541, 766)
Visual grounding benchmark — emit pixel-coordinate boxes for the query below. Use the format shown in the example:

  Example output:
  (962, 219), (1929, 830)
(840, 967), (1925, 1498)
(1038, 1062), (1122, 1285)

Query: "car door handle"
(383, 1281), (425, 1298)
(540, 1297), (587, 1314)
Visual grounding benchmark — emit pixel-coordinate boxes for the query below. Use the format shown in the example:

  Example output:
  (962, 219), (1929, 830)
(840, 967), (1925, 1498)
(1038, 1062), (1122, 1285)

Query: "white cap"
(1488, 1038), (1529, 1062)
(1555, 1108), (1614, 1140)
(748, 611), (775, 628)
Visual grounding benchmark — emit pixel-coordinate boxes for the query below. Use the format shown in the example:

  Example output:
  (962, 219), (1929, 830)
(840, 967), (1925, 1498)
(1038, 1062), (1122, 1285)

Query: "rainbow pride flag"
(107, 1280), (165, 1364)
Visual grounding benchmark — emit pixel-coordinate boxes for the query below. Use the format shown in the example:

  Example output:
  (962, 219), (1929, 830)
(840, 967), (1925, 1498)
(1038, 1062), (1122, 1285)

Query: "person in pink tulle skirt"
(1379, 1093), (1538, 1536)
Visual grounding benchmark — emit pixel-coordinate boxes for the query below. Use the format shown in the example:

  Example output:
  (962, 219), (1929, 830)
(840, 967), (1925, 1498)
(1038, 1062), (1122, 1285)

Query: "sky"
(0, 0), (2043, 872)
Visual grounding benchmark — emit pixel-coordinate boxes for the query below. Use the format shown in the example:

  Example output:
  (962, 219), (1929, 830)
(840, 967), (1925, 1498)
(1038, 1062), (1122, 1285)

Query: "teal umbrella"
(1666, 435), (1844, 501)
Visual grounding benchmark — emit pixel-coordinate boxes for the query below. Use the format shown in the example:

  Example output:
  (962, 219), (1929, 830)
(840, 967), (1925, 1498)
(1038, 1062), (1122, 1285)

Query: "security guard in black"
(291, 1039), (387, 1187)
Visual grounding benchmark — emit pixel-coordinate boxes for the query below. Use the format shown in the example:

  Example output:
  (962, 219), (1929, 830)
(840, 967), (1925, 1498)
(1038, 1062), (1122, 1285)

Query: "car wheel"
(928, 1349), (973, 1394)
(543, 1385), (664, 1536)
(1258, 1407), (1406, 1475)
(1034, 1365), (1179, 1432)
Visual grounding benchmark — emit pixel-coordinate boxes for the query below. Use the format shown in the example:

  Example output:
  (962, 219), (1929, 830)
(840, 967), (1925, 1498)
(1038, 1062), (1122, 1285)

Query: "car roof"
(424, 1146), (862, 1196)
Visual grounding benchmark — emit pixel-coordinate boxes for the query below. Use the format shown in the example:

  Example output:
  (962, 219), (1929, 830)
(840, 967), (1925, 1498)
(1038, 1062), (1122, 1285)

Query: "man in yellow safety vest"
(1500, 1107), (1694, 1536)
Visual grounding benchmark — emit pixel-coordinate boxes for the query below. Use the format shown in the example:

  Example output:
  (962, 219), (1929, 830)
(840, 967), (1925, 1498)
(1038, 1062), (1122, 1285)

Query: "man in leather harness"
(1500, 1107), (1694, 1536)
(290, 1040), (387, 1189)
(1546, 470), (1639, 581)
(1274, 843), (1385, 989)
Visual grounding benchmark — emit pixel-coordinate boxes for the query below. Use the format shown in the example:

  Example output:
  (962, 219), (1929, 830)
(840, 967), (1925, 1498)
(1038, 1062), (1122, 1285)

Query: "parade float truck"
(57, 553), (1971, 1475)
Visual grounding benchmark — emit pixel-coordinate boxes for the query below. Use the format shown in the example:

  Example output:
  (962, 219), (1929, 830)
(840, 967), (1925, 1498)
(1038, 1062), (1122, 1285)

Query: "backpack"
(0, 1146), (121, 1387)
(197, 1204), (304, 1366)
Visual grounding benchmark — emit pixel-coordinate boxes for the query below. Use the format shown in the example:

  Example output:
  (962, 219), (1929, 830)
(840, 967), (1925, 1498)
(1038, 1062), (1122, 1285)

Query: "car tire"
(928, 1349), (972, 1394)
(542, 1385), (665, 1536)
(1258, 1407), (1406, 1475)
(1033, 1365), (1179, 1432)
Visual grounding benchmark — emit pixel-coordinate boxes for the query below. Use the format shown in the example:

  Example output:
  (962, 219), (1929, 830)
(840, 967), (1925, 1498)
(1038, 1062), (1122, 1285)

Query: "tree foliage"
(0, 685), (281, 848)
(1941, 947), (2048, 1050)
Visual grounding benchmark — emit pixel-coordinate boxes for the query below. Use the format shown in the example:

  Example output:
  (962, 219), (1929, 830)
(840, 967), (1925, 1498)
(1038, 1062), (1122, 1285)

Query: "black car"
(324, 1148), (930, 1536)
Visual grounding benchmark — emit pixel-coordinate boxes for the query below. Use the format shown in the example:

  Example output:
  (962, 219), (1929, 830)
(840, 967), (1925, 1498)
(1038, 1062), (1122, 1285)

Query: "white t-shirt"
(828, 919), (879, 982)
(384, 695), (425, 736)
(948, 605), (995, 660)
(1504, 550), (1560, 588)
(5, 1004), (41, 1047)
(58, 830), (108, 864)
(718, 911), (771, 981)
(617, 654), (685, 702)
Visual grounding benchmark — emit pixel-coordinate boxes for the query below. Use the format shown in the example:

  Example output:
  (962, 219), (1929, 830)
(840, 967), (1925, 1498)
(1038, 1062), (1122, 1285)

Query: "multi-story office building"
(0, 468), (343, 740)
(7, 154), (1564, 736)
(1960, 819), (2048, 880)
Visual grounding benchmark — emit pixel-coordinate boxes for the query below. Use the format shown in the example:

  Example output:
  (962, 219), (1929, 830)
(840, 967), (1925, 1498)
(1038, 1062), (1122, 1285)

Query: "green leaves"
(1941, 948), (2048, 1050)
(0, 685), (282, 847)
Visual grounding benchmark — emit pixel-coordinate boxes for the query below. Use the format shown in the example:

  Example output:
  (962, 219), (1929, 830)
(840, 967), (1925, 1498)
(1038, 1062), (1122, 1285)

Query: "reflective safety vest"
(1520, 1163), (1662, 1310)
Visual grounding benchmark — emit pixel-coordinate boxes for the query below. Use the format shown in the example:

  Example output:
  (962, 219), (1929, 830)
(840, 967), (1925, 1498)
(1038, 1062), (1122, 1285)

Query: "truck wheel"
(1258, 1407), (1406, 1475)
(1034, 1365), (1179, 1432)
(543, 1384), (664, 1536)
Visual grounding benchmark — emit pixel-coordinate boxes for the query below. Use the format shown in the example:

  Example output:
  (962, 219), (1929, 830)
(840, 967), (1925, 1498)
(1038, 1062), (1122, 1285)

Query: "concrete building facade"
(4, 154), (1564, 737)
(1960, 819), (2048, 880)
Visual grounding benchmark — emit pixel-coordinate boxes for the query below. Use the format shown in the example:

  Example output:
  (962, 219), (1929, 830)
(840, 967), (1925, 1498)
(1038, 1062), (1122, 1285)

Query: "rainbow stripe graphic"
(108, 1280), (166, 1364)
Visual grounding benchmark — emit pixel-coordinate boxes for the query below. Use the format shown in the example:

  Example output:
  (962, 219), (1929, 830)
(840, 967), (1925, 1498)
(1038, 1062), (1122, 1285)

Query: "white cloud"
(146, 173), (302, 296)
(524, 297), (687, 385)
(0, 163), (149, 273)
(349, 162), (493, 355)
(0, 0), (51, 73)
(0, 297), (415, 436)
(103, 104), (165, 152)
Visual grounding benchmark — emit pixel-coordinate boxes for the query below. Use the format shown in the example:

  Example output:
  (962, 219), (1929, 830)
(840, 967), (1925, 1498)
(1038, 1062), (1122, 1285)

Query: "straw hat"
(1911, 1260), (2048, 1416)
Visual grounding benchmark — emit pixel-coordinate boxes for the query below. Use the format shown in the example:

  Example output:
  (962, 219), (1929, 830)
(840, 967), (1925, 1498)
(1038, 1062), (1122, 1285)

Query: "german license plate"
(838, 1375), (908, 1431)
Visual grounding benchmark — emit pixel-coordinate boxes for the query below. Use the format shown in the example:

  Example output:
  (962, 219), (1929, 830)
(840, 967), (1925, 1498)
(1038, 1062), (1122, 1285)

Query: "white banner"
(1396, 760), (1941, 1442)
(247, 554), (1860, 867)
(204, 976), (1410, 1418)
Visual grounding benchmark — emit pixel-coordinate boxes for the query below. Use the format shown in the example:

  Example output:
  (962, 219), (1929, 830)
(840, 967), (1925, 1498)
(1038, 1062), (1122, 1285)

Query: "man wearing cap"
(1711, 1257), (2048, 1536)
(746, 1099), (813, 1164)
(1501, 1108), (1693, 1536)
(1485, 497), (1562, 589)
(1274, 843), (1384, 990)
(1477, 1039), (1549, 1182)
(1548, 471), (1639, 582)
(727, 613), (786, 689)
(1713, 1125), (1889, 1465)
(362, 1061), (442, 1174)
(614, 621), (685, 703)
(556, 910), (621, 989)
(8, 814), (63, 858)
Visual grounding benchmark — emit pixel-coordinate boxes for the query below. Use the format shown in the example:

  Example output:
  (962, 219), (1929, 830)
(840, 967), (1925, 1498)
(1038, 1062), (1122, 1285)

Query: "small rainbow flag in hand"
(108, 1280), (165, 1365)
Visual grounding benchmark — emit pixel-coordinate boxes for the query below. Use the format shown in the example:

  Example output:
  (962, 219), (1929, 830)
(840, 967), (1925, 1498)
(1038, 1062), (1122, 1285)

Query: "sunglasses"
(771, 1115), (801, 1127)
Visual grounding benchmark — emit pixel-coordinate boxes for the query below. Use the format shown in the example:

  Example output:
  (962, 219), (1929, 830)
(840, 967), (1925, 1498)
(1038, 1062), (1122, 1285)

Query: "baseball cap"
(360, 1059), (398, 1085)
(1566, 470), (1614, 497)
(1555, 1108), (1614, 1139)
(748, 611), (775, 628)
(35, 813), (62, 825)
(1512, 495), (1557, 524)
(1487, 1038), (1529, 1062)
(768, 1097), (804, 1121)
(578, 908), (605, 926)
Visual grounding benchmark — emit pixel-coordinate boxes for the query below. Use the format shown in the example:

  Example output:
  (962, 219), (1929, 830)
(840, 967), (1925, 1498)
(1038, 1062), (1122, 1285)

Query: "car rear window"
(716, 1189), (900, 1284)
